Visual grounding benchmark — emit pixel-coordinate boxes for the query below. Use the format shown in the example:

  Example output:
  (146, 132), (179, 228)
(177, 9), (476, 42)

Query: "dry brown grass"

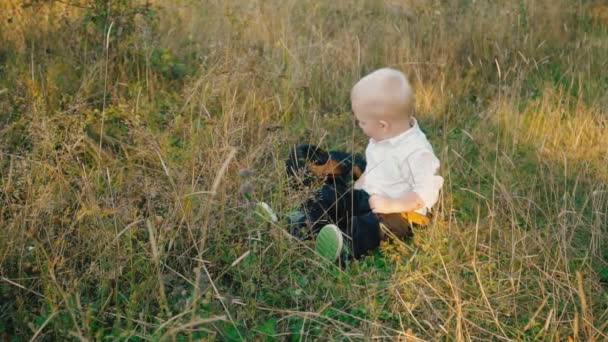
(1, 0), (607, 340)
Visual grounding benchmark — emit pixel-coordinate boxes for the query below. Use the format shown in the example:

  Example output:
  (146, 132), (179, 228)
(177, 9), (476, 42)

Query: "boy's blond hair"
(351, 68), (415, 122)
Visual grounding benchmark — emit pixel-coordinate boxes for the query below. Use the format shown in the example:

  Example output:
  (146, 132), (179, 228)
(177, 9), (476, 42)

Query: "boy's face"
(353, 111), (387, 141)
(351, 87), (398, 142)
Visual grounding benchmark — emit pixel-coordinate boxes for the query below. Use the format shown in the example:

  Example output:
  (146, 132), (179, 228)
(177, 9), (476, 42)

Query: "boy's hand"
(369, 192), (425, 214)
(368, 194), (396, 214)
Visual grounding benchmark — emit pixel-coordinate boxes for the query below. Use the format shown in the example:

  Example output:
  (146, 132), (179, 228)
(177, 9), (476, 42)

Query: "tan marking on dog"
(306, 159), (344, 177)
(352, 165), (364, 180)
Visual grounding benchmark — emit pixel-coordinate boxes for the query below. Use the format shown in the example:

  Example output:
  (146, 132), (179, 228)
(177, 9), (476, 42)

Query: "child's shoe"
(255, 202), (278, 222)
(315, 224), (349, 262)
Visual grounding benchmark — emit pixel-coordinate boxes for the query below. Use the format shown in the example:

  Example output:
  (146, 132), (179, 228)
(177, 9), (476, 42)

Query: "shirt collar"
(370, 117), (419, 146)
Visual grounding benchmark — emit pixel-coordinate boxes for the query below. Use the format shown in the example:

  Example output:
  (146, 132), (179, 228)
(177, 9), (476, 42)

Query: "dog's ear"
(352, 165), (364, 180)
(352, 153), (366, 180)
(286, 144), (330, 186)
(293, 144), (329, 164)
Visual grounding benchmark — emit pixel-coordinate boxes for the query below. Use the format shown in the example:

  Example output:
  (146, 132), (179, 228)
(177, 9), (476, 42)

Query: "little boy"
(289, 68), (443, 261)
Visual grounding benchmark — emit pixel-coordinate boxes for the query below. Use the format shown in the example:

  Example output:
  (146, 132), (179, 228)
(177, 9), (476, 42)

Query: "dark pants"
(301, 180), (415, 258)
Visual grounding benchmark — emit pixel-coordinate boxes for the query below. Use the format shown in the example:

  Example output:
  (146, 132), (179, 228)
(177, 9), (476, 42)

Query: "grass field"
(1, 0), (607, 340)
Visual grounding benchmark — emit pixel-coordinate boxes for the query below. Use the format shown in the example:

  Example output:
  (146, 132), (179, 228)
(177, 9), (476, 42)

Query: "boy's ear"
(379, 120), (389, 130)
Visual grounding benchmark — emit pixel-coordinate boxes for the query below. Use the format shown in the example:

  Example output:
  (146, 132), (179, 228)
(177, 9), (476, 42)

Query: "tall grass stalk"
(1, 0), (607, 340)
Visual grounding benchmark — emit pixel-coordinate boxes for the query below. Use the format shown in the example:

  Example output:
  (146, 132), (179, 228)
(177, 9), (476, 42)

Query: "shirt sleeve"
(401, 150), (444, 209)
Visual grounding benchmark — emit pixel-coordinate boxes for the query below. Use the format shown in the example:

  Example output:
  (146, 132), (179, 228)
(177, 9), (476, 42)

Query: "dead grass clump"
(1, 0), (607, 340)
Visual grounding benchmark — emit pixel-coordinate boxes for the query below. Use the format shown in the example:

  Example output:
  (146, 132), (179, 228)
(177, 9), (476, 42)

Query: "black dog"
(284, 144), (366, 237)
(284, 144), (428, 257)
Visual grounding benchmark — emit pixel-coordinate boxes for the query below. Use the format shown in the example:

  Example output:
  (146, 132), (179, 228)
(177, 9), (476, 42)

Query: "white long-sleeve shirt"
(356, 119), (443, 215)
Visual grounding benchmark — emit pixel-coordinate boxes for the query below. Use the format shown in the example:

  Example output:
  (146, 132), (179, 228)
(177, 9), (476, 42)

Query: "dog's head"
(285, 144), (366, 187)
